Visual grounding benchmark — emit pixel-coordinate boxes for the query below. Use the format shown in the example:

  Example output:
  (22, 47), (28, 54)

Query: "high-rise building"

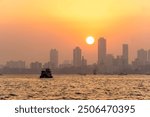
(105, 54), (115, 73)
(98, 37), (106, 65)
(137, 49), (147, 65)
(50, 49), (58, 69)
(81, 56), (87, 66)
(122, 44), (129, 65)
(6, 60), (26, 69)
(30, 62), (42, 70)
(105, 54), (114, 66)
(73, 47), (82, 67)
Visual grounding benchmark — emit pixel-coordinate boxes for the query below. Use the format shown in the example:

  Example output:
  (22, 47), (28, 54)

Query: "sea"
(0, 74), (150, 100)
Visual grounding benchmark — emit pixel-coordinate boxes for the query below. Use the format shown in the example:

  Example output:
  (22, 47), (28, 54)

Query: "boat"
(40, 68), (53, 78)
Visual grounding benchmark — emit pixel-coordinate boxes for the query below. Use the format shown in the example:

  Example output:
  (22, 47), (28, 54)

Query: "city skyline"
(1, 38), (150, 68)
(1, 37), (150, 74)
(1, 0), (150, 65)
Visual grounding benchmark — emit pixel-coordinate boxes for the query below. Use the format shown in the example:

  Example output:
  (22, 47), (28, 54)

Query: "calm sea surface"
(0, 74), (150, 100)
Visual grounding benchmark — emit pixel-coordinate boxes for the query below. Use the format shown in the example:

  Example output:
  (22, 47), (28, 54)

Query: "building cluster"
(97, 37), (129, 74)
(132, 49), (150, 73)
(0, 37), (150, 74)
(96, 37), (150, 74)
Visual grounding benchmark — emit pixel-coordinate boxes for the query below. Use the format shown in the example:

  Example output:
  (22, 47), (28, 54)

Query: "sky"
(0, 0), (150, 65)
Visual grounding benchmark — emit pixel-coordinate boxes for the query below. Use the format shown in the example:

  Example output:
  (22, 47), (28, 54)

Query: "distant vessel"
(40, 68), (53, 78)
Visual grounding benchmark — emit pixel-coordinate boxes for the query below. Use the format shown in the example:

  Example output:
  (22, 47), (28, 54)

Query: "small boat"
(40, 68), (53, 78)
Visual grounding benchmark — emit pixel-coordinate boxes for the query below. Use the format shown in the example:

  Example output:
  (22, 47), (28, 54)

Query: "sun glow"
(86, 36), (95, 45)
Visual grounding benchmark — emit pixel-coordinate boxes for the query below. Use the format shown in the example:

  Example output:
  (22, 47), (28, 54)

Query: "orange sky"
(0, 0), (150, 65)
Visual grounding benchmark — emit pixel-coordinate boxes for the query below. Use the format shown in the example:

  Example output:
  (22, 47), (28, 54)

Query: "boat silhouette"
(40, 68), (53, 78)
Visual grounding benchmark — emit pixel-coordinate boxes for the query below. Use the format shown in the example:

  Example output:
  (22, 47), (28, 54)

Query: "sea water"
(0, 74), (150, 100)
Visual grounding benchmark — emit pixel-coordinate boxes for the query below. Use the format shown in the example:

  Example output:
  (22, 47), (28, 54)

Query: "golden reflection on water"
(0, 75), (150, 100)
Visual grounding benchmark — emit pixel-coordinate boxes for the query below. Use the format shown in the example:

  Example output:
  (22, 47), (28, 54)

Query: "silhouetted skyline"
(1, 1), (150, 65)
(0, 37), (150, 74)
(0, 37), (149, 67)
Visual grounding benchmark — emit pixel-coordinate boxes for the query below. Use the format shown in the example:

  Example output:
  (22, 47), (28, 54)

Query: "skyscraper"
(98, 37), (106, 65)
(81, 56), (87, 66)
(73, 47), (82, 67)
(137, 49), (147, 65)
(122, 44), (129, 65)
(50, 49), (58, 69)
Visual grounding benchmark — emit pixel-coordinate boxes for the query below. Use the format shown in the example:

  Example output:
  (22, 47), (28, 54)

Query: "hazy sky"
(0, 0), (150, 65)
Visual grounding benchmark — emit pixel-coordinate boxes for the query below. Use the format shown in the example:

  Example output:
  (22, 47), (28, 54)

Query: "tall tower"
(73, 47), (82, 67)
(50, 49), (58, 69)
(122, 44), (129, 65)
(98, 37), (106, 65)
(137, 49), (147, 65)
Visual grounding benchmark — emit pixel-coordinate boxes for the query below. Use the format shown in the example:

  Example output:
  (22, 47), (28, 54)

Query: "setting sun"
(86, 36), (95, 45)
